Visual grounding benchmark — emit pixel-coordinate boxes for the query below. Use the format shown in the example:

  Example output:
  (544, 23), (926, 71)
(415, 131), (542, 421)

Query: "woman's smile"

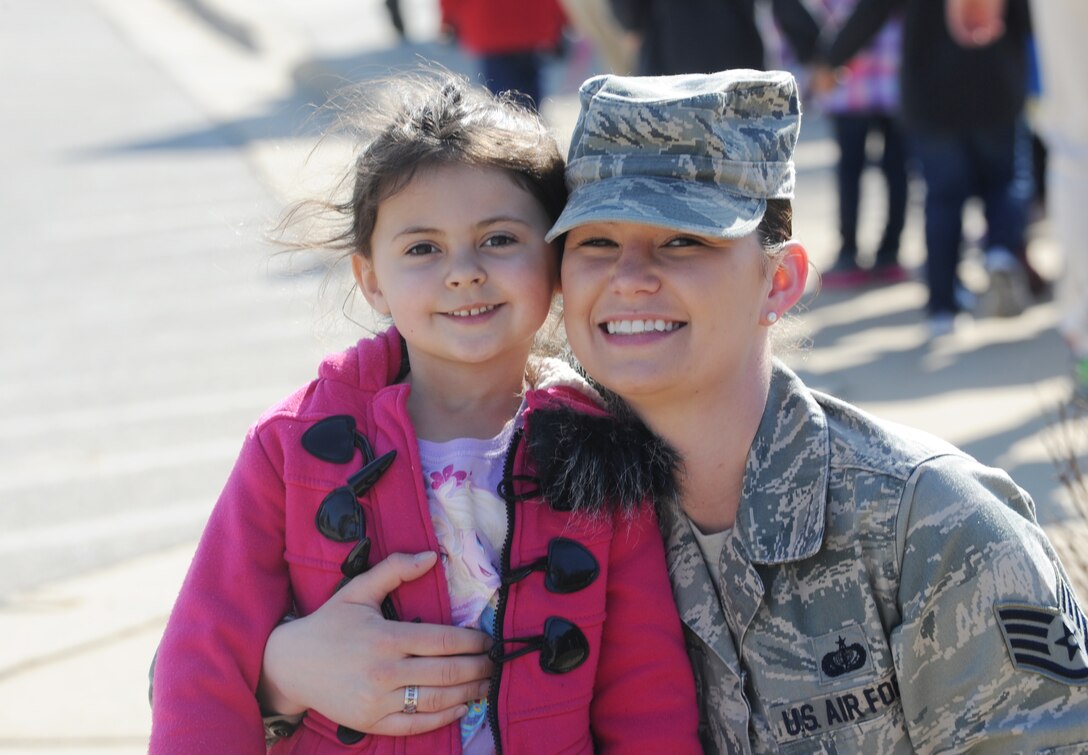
(601, 318), (686, 335)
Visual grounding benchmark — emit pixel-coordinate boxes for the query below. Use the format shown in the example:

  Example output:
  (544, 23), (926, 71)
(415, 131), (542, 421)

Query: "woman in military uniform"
(258, 70), (1088, 752)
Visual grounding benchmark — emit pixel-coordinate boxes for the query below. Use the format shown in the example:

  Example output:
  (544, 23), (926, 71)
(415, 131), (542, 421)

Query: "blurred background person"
(384, 0), (407, 40)
(440, 0), (568, 108)
(557, 0), (637, 75)
(608, 0), (820, 74)
(812, 0), (1037, 337)
(1023, 0), (1088, 399)
(806, 0), (909, 289)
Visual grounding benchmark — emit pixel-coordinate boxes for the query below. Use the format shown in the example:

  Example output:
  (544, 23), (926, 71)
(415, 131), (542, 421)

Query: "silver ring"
(402, 685), (419, 715)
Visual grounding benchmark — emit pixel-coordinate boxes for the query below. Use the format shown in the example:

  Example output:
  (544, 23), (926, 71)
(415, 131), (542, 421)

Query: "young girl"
(149, 73), (699, 754)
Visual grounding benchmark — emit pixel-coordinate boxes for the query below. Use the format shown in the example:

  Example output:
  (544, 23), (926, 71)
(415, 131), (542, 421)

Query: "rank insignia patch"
(995, 580), (1088, 685)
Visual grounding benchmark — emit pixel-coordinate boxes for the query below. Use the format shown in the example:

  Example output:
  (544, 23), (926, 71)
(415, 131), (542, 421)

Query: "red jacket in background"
(441, 0), (567, 55)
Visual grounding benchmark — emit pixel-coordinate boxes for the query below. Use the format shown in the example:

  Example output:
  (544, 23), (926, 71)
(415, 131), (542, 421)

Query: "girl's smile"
(446, 303), (500, 318)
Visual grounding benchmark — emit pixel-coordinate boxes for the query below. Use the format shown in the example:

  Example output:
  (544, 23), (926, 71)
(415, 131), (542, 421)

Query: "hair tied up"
(440, 81), (463, 106)
(272, 70), (566, 272)
(416, 80), (466, 137)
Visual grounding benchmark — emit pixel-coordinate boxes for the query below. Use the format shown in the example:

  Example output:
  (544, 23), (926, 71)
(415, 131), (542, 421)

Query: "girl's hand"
(259, 552), (493, 736)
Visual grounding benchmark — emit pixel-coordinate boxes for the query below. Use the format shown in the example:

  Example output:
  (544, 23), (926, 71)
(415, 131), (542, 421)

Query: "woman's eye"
(665, 236), (703, 247)
(406, 242), (439, 256)
(566, 236), (620, 259)
(575, 237), (617, 248)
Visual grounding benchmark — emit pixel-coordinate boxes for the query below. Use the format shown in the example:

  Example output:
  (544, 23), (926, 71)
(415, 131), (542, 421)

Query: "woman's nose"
(611, 244), (660, 294)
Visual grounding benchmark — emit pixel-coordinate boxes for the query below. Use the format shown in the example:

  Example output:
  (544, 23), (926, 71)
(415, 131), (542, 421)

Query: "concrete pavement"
(1, 0), (1086, 751)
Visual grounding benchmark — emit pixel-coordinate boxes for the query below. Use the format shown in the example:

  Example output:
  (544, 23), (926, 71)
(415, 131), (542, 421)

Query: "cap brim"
(545, 176), (766, 243)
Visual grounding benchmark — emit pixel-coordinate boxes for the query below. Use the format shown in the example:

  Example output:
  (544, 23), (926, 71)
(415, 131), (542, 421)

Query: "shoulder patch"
(995, 580), (1088, 685)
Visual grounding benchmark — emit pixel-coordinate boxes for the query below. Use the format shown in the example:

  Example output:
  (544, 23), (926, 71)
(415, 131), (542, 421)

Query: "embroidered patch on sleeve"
(995, 581), (1088, 685)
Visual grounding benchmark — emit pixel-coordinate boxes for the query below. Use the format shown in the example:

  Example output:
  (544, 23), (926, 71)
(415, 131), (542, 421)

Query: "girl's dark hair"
(279, 71), (568, 261)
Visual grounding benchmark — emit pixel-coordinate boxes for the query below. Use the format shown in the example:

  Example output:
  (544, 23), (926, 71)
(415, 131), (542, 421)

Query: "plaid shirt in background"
(815, 0), (901, 113)
(776, 0), (902, 115)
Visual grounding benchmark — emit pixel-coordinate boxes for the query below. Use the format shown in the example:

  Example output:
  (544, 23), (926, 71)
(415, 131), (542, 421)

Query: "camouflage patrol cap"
(545, 69), (801, 242)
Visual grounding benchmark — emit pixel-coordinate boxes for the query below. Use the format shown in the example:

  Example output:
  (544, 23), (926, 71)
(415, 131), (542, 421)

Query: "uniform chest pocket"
(770, 671), (905, 747)
(755, 625), (907, 749)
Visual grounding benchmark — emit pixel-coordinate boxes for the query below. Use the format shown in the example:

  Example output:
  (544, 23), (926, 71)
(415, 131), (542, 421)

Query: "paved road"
(2, 0), (366, 598)
(1, 0), (1085, 750)
(0, 0), (630, 599)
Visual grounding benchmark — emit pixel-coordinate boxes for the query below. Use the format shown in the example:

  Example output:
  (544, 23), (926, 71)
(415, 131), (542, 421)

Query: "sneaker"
(954, 283), (977, 314)
(978, 247), (1031, 318)
(927, 312), (957, 339)
(1014, 243), (1050, 299)
(821, 257), (869, 290)
(869, 262), (910, 285)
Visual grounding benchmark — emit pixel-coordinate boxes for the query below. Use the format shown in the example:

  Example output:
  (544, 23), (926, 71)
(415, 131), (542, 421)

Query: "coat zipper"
(487, 426), (522, 755)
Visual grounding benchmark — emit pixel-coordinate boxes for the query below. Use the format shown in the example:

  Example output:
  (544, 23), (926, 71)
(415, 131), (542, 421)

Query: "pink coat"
(151, 328), (698, 754)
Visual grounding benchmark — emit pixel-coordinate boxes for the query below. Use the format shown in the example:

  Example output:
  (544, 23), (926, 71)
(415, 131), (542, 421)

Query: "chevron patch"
(995, 580), (1088, 685)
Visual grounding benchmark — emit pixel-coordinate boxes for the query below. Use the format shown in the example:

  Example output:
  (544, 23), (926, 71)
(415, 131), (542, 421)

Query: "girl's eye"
(406, 242), (440, 256)
(482, 233), (517, 248)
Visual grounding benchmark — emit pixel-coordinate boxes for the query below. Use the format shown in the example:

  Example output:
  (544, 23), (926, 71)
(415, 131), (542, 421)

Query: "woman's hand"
(259, 552), (493, 736)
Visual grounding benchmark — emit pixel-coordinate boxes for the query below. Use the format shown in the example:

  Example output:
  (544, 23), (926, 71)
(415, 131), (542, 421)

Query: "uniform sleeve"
(892, 455), (1088, 753)
(149, 427), (292, 755)
(589, 504), (701, 753)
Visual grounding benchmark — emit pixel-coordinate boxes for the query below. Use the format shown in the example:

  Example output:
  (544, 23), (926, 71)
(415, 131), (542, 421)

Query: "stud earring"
(765, 311), (779, 325)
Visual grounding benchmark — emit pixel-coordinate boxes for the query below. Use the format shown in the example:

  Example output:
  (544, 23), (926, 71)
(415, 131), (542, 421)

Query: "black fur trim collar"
(525, 403), (681, 516)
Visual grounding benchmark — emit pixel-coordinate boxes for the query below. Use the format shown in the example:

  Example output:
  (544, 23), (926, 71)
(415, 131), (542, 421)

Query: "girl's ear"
(351, 255), (391, 316)
(765, 241), (809, 320)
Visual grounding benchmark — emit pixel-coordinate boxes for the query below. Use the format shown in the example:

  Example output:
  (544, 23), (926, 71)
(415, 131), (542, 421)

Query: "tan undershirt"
(689, 518), (731, 573)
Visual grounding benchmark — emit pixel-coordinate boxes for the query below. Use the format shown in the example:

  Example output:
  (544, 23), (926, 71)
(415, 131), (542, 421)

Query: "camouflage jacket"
(660, 362), (1088, 753)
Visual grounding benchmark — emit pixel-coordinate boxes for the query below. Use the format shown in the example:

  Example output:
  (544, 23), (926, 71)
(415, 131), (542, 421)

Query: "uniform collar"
(733, 360), (829, 565)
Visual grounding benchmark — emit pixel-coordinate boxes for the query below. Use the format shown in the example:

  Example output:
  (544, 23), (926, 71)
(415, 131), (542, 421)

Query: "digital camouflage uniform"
(661, 362), (1088, 753)
(547, 69), (1088, 752)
